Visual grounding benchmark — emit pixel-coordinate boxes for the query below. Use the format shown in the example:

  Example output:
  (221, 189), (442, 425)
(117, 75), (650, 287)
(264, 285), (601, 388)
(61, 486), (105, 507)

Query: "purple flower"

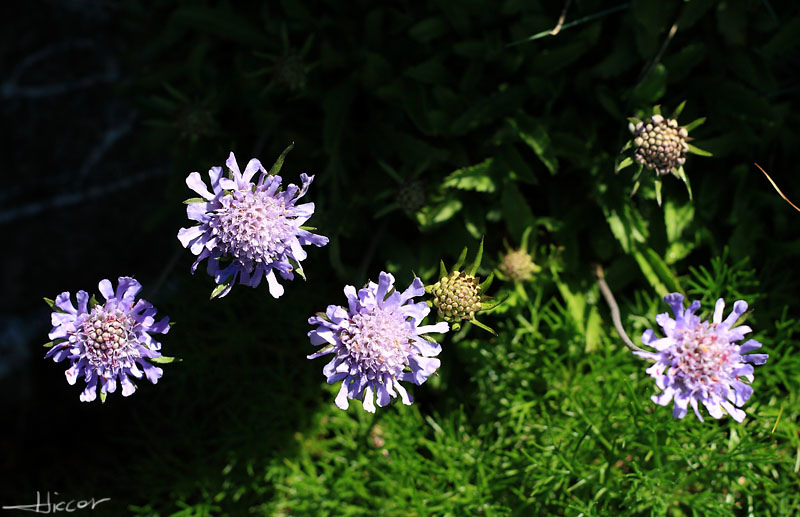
(636, 293), (768, 422)
(307, 272), (449, 413)
(177, 152), (328, 298)
(46, 277), (171, 402)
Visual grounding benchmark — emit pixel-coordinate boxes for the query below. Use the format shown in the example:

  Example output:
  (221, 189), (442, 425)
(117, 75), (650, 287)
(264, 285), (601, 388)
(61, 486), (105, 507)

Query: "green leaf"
(655, 176), (663, 207)
(501, 182), (535, 240)
(43, 341), (55, 348)
(634, 246), (683, 297)
(682, 117), (706, 132)
(44, 297), (56, 309)
(671, 100), (687, 119)
(469, 236), (485, 275)
(100, 390), (108, 404)
(373, 203), (398, 219)
(632, 63), (667, 104)
(452, 248), (468, 272)
(428, 199), (463, 225)
(469, 318), (497, 336)
(442, 159), (496, 193)
(162, 82), (190, 103)
(676, 166), (693, 201)
(763, 17), (800, 58)
(438, 260), (448, 279)
(616, 156), (634, 172)
(664, 199), (695, 244)
(584, 306), (603, 353)
(269, 143), (295, 176)
(508, 116), (558, 174)
(687, 144), (712, 157)
(210, 282), (231, 299)
(405, 59), (449, 85)
(479, 272), (494, 292)
(89, 295), (100, 309)
(150, 356), (183, 364)
(408, 16), (447, 43)
(183, 197), (205, 204)
(377, 161), (403, 184)
(499, 146), (539, 185)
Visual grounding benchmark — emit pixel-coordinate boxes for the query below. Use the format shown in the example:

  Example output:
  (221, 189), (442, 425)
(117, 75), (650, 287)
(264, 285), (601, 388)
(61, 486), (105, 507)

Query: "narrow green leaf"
(687, 144), (712, 157)
(520, 226), (533, 253)
(374, 203), (398, 219)
(652, 105), (661, 115)
(269, 143), (295, 176)
(452, 248), (468, 272)
(655, 176), (663, 206)
(377, 161), (403, 183)
(676, 166), (693, 200)
(630, 177), (642, 197)
(89, 295), (100, 308)
(682, 117), (706, 132)
(299, 226), (318, 231)
(507, 116), (558, 174)
(632, 248), (669, 298)
(643, 246), (683, 294)
(100, 390), (108, 404)
(481, 298), (505, 311)
(43, 341), (55, 348)
(150, 356), (183, 364)
(469, 236), (485, 275)
(439, 260), (448, 279)
(210, 282), (230, 299)
(183, 197), (205, 204)
(44, 297), (56, 309)
(162, 82), (190, 103)
(469, 318), (497, 336)
(672, 100), (687, 119)
(584, 306), (603, 353)
(616, 156), (634, 172)
(479, 272), (494, 292)
(632, 63), (667, 104)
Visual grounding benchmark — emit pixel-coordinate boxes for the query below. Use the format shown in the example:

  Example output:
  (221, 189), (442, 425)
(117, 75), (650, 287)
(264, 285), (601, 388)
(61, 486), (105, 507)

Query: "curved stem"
(595, 265), (647, 355)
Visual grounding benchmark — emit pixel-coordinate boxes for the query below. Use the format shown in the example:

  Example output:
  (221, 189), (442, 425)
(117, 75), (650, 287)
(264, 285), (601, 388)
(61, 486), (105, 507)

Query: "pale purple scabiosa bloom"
(636, 293), (768, 422)
(177, 151), (328, 298)
(307, 272), (449, 413)
(45, 277), (171, 402)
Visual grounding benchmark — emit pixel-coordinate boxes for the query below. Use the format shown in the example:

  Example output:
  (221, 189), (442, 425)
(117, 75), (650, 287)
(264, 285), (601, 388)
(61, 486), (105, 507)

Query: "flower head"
(307, 272), (449, 413)
(178, 149), (328, 298)
(45, 277), (172, 402)
(498, 248), (540, 283)
(619, 103), (710, 205)
(629, 114), (688, 176)
(427, 238), (501, 334)
(395, 179), (426, 217)
(636, 293), (768, 422)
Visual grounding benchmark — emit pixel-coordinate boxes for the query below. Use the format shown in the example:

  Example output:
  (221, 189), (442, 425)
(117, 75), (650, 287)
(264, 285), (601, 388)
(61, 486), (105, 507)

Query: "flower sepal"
(268, 143), (294, 176)
(150, 356), (183, 364)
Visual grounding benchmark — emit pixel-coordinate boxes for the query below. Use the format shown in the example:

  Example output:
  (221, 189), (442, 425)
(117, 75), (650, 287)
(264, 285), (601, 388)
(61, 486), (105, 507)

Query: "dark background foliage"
(2, 0), (800, 515)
